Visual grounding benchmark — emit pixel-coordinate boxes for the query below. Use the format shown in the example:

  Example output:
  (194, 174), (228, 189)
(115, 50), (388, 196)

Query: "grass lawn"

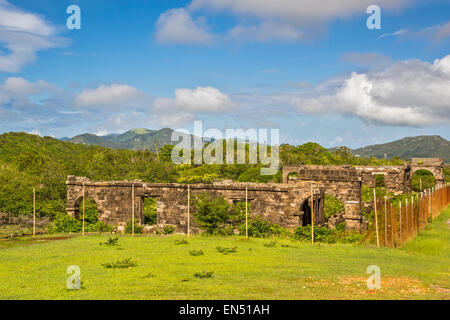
(0, 208), (449, 300)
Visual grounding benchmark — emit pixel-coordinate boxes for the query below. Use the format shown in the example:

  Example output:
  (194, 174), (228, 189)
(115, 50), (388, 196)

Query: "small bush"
(175, 239), (189, 245)
(335, 222), (346, 232)
(102, 257), (137, 269)
(143, 273), (156, 279)
(239, 216), (290, 238)
(163, 225), (175, 235)
(100, 236), (119, 246)
(264, 240), (277, 247)
(48, 214), (114, 234)
(189, 250), (204, 256)
(293, 225), (337, 243)
(216, 246), (237, 254)
(125, 220), (143, 234)
(194, 270), (214, 279)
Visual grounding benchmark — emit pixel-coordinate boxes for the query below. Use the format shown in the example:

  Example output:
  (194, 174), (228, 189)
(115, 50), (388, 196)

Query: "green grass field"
(0, 208), (449, 300)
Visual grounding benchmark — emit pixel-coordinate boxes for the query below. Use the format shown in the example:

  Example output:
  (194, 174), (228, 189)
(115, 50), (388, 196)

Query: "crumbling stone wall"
(410, 158), (445, 186)
(66, 176), (325, 233)
(358, 165), (411, 193)
(283, 165), (364, 230)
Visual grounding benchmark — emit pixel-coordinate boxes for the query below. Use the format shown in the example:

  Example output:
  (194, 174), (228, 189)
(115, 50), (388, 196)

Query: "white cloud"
(155, 0), (412, 45)
(0, 76), (58, 106)
(228, 21), (306, 42)
(189, 0), (410, 23)
(74, 84), (147, 110)
(175, 86), (234, 112)
(155, 8), (213, 45)
(341, 52), (393, 70)
(148, 86), (234, 127)
(433, 21), (450, 42)
(377, 29), (407, 39)
(27, 129), (41, 136)
(0, 0), (69, 72)
(290, 55), (450, 126)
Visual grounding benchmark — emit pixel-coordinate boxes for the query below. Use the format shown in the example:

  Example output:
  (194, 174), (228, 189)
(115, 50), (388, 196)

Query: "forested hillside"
(0, 132), (407, 219)
(351, 136), (450, 162)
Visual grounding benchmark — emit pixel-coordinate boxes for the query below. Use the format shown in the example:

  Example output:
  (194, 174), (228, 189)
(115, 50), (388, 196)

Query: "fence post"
(411, 196), (414, 235)
(131, 183), (135, 236)
(245, 186), (248, 239)
(373, 188), (380, 247)
(390, 203), (394, 248)
(311, 184), (314, 245)
(187, 184), (190, 237)
(428, 188), (432, 221)
(33, 187), (36, 237)
(405, 198), (408, 240)
(399, 201), (402, 246)
(384, 196), (388, 246)
(82, 182), (85, 236)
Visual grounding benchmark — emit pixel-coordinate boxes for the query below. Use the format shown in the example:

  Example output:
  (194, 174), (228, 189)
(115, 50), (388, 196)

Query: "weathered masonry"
(66, 176), (325, 233)
(66, 158), (444, 233)
(282, 165), (363, 230)
(284, 158), (445, 194)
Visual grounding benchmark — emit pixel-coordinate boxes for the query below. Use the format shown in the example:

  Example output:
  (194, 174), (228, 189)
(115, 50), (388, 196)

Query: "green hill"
(66, 128), (183, 151)
(351, 136), (450, 162)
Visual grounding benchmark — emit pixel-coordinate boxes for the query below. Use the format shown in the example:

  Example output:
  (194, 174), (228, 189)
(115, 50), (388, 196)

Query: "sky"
(0, 0), (449, 148)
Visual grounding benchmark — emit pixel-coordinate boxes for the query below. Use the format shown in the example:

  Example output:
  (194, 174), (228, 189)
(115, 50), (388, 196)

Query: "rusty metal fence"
(364, 183), (450, 248)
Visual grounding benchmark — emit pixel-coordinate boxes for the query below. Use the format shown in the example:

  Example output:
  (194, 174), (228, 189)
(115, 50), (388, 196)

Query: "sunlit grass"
(0, 208), (449, 300)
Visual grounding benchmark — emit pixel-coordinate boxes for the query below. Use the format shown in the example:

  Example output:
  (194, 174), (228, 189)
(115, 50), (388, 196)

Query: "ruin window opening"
(411, 169), (435, 192)
(375, 174), (385, 188)
(74, 196), (99, 223)
(142, 197), (158, 225)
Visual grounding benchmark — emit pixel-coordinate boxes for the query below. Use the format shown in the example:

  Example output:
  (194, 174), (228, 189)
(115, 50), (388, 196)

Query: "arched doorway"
(73, 196), (100, 223)
(411, 169), (435, 192)
(299, 195), (323, 226)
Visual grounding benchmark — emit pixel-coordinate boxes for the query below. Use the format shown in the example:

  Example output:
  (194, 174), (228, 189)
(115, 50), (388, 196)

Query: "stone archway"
(411, 158), (444, 186)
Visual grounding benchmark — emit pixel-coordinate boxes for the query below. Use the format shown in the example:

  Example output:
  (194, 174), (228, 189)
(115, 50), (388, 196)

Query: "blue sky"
(0, 0), (449, 148)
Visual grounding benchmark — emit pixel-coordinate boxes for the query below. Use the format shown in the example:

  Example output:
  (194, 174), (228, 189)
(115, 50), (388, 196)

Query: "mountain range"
(61, 128), (181, 151)
(62, 130), (450, 162)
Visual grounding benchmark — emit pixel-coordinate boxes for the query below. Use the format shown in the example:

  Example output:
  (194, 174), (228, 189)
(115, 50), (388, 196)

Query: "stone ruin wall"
(66, 176), (326, 233)
(66, 158), (444, 234)
(282, 165), (364, 230)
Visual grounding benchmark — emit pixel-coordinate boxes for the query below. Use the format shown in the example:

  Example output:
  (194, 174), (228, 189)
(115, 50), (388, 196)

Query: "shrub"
(125, 220), (143, 234)
(191, 193), (232, 235)
(189, 250), (204, 256)
(102, 257), (137, 269)
(335, 222), (346, 232)
(100, 236), (119, 246)
(194, 271), (214, 279)
(216, 246), (237, 254)
(293, 225), (337, 243)
(264, 240), (277, 247)
(175, 239), (189, 245)
(47, 214), (113, 234)
(323, 195), (345, 220)
(239, 216), (290, 238)
(48, 214), (82, 233)
(163, 225), (175, 235)
(143, 198), (157, 225)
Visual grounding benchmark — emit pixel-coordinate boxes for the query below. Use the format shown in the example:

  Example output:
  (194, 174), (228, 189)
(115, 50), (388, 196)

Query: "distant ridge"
(350, 136), (450, 162)
(65, 128), (183, 151)
(64, 130), (450, 162)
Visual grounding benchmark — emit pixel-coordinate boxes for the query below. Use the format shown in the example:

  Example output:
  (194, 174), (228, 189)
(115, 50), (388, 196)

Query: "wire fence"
(363, 183), (450, 248)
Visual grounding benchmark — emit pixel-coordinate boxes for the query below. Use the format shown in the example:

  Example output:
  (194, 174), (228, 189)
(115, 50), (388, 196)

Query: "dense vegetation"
(0, 132), (446, 234)
(350, 135), (450, 162)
